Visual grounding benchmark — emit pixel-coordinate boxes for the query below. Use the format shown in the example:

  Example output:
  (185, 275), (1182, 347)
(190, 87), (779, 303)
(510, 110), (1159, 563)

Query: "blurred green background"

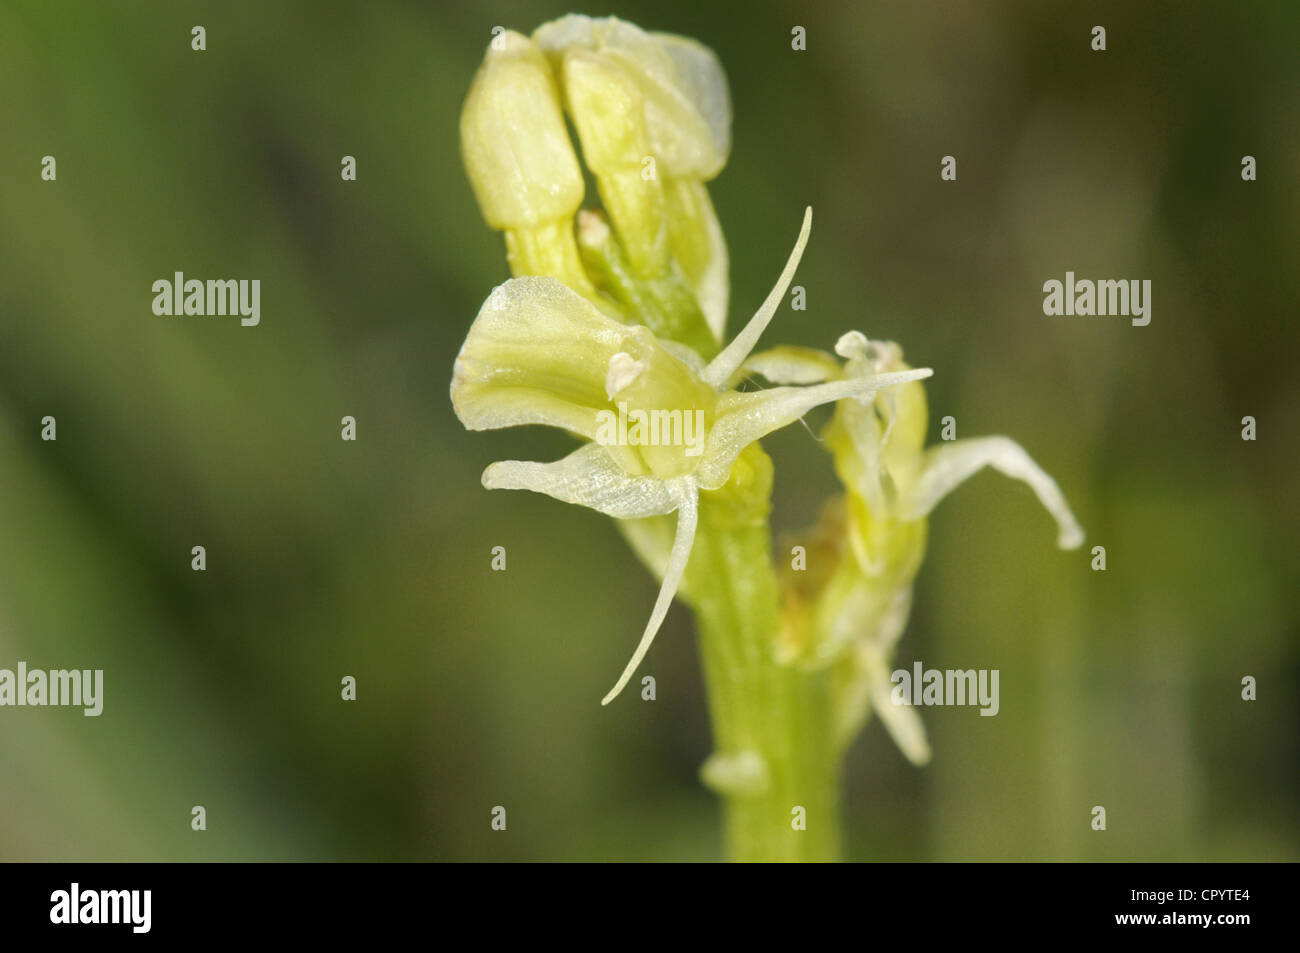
(1, 0), (1296, 861)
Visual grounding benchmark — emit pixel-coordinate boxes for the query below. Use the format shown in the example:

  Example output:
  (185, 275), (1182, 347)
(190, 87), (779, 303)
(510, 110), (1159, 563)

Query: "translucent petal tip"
(905, 436), (1085, 550)
(702, 206), (812, 389)
(601, 482), (699, 704)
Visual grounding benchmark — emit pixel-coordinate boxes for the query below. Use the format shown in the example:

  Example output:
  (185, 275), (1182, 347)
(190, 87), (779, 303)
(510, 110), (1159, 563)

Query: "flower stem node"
(700, 750), (772, 798)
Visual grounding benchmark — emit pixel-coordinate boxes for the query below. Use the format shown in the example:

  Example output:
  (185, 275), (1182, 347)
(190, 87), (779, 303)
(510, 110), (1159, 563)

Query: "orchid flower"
(454, 14), (1091, 863)
(452, 208), (932, 704)
(748, 333), (1084, 762)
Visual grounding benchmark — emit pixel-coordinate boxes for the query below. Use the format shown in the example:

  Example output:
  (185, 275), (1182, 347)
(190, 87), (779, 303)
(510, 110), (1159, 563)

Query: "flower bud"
(459, 30), (583, 230)
(534, 16), (731, 179)
(648, 32), (731, 180)
(561, 49), (669, 276)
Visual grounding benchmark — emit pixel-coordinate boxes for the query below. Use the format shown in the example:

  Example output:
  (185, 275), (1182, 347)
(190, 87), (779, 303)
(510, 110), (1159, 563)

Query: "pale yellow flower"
(451, 209), (932, 704)
(749, 334), (1084, 762)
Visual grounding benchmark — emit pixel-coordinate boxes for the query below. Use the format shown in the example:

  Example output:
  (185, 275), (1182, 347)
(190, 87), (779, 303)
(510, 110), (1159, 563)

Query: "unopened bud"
(460, 30), (583, 230)
(563, 50), (668, 276)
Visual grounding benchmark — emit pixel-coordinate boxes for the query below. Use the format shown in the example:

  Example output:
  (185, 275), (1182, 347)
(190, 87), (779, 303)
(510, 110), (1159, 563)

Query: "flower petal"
(450, 276), (644, 439)
(737, 345), (840, 386)
(701, 207), (812, 389)
(602, 480), (699, 704)
(696, 369), (934, 490)
(866, 642), (932, 766)
(482, 444), (676, 519)
(901, 436), (1085, 549)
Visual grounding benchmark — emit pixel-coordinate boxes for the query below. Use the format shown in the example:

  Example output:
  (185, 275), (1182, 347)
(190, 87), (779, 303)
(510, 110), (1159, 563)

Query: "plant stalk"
(685, 455), (841, 862)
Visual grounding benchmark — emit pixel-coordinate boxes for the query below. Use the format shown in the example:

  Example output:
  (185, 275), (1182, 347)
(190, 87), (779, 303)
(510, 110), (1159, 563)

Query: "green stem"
(583, 208), (841, 860)
(685, 449), (841, 862)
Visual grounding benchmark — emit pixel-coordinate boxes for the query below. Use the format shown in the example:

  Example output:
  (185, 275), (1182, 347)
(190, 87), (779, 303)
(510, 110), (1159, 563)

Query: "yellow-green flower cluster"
(460, 15), (731, 353)
(746, 335), (1085, 762)
(452, 211), (934, 704)
(453, 14), (1085, 772)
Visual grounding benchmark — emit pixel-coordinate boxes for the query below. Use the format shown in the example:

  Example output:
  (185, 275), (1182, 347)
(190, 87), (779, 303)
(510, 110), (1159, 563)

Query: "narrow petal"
(695, 368), (934, 489)
(737, 345), (840, 386)
(902, 436), (1085, 549)
(483, 444), (675, 519)
(602, 480), (699, 704)
(836, 398), (889, 511)
(701, 207), (813, 389)
(864, 585), (929, 764)
(867, 645), (932, 765)
(833, 585), (913, 748)
(614, 515), (679, 592)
